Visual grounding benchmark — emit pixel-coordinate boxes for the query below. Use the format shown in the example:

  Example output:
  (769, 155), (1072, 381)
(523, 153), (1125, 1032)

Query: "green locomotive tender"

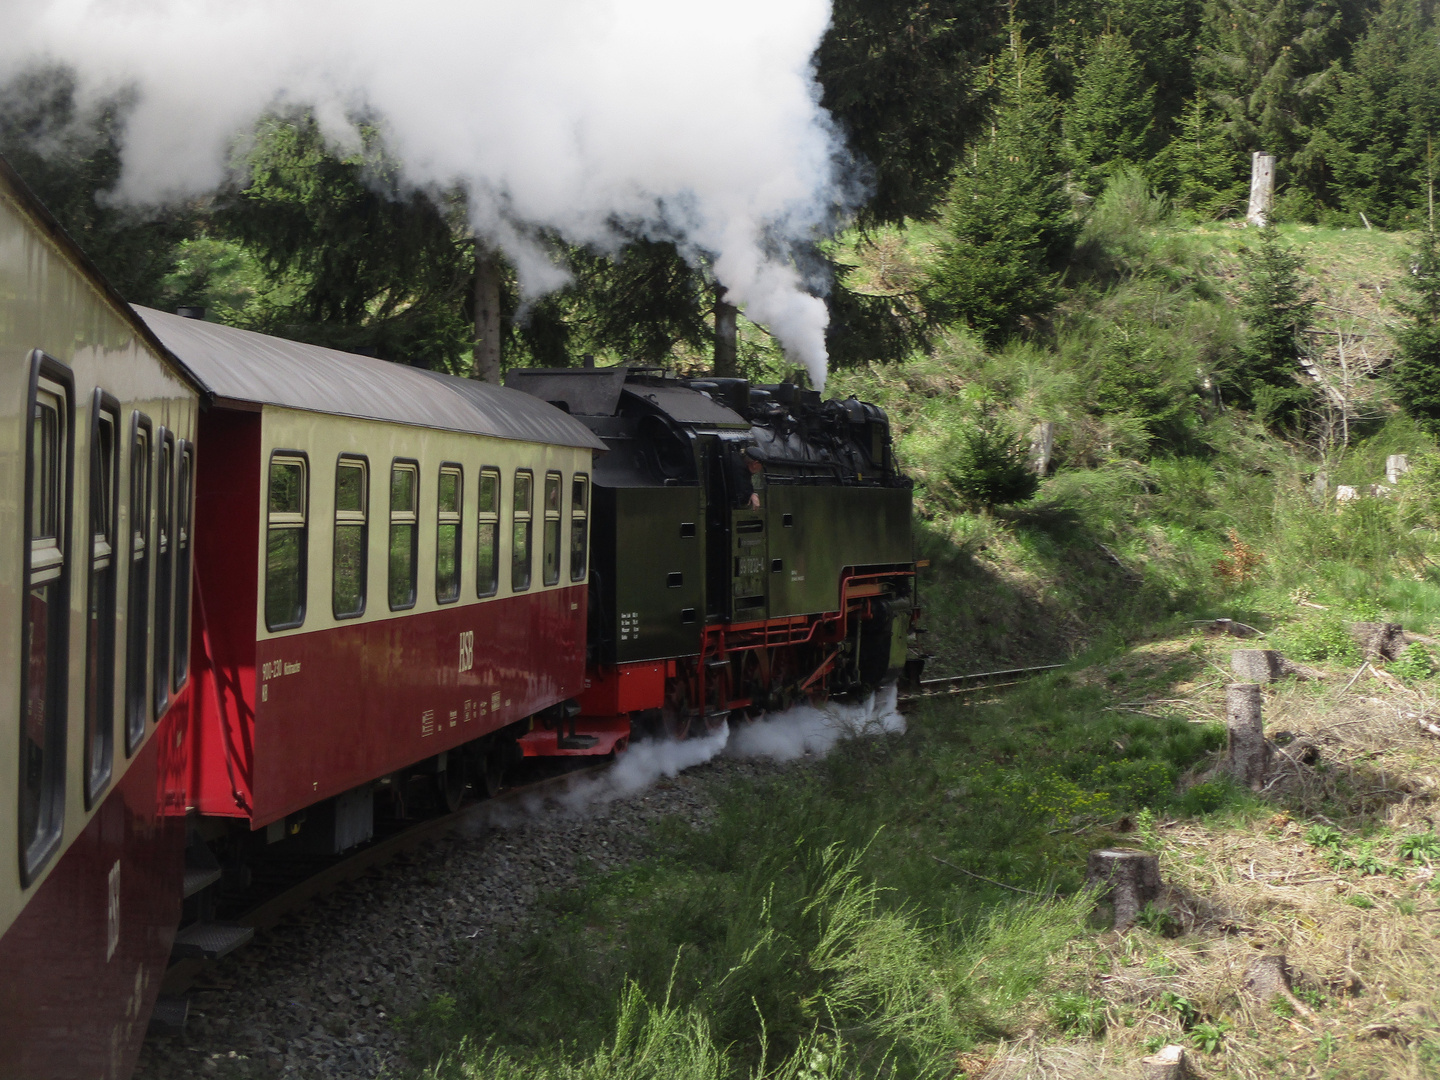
(508, 366), (916, 741)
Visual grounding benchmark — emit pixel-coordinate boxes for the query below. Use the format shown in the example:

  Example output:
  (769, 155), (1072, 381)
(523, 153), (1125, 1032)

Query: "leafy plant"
(1135, 902), (1181, 937)
(1276, 614), (1363, 664)
(1398, 832), (1440, 864)
(1159, 991), (1198, 1029)
(1391, 642), (1435, 683)
(1189, 1019), (1231, 1054)
(1305, 824), (1344, 850)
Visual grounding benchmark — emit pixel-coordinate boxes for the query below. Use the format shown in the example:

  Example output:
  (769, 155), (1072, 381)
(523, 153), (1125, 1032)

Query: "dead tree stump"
(1243, 954), (1315, 1018)
(1350, 622), (1406, 661)
(1247, 151), (1276, 226)
(1225, 683), (1270, 789)
(1140, 1044), (1189, 1080)
(1232, 649), (1283, 683)
(1085, 849), (1160, 930)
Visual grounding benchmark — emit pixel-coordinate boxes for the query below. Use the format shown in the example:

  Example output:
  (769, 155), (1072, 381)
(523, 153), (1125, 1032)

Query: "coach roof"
(134, 307), (603, 451)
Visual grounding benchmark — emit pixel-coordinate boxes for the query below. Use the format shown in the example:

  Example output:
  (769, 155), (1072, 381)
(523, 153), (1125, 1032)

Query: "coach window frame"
(436, 463), (463, 604)
(389, 459), (420, 611)
(511, 468), (533, 592)
(152, 428), (174, 717)
(569, 473), (589, 583)
(476, 468), (501, 598)
(19, 351), (74, 886)
(541, 471), (562, 587)
(171, 440), (193, 692)
(264, 451), (309, 632)
(332, 455), (369, 619)
(124, 411), (152, 756)
(84, 389), (120, 807)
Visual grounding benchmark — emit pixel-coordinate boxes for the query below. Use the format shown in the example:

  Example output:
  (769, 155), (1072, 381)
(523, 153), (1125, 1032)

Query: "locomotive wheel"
(661, 678), (691, 740)
(436, 758), (467, 814)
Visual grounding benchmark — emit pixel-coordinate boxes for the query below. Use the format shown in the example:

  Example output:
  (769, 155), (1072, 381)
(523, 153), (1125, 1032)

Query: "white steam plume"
(2, 0), (847, 386)
(516, 685), (903, 816)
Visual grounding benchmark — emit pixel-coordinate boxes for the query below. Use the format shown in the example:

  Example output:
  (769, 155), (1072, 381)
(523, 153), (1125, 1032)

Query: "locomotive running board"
(171, 922), (254, 961)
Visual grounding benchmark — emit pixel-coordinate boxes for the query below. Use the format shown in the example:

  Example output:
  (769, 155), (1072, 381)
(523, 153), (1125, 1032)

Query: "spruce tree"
(1154, 91), (1248, 218)
(1233, 226), (1317, 428)
(1064, 31), (1156, 195)
(1390, 220), (1440, 435)
(1324, 0), (1440, 226)
(924, 19), (1078, 347)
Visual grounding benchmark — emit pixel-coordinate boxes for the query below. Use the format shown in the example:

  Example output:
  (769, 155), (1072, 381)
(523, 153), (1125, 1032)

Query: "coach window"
(124, 414), (152, 755)
(85, 393), (119, 805)
(152, 430), (174, 716)
(333, 457), (368, 619)
(265, 454), (308, 631)
(171, 441), (193, 692)
(570, 474), (589, 583)
(20, 354), (73, 882)
(476, 468), (500, 598)
(541, 471), (562, 587)
(436, 464), (462, 603)
(511, 469), (533, 592)
(389, 461), (419, 610)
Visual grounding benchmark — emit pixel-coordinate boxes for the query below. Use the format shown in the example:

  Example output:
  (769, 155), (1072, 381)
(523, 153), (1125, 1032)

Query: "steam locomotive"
(0, 153), (916, 1079)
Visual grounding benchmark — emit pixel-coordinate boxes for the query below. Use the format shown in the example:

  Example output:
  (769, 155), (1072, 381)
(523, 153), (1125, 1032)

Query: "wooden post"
(1140, 1044), (1190, 1080)
(1247, 152), (1275, 227)
(472, 239), (502, 385)
(1085, 849), (1161, 930)
(714, 289), (738, 377)
(1029, 421), (1055, 476)
(1225, 683), (1269, 789)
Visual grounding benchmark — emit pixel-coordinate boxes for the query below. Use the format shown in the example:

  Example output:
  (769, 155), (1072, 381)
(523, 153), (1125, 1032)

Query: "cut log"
(1232, 649), (1282, 682)
(1225, 683), (1270, 789)
(1140, 1043), (1189, 1080)
(1387, 454), (1410, 486)
(1085, 849), (1161, 930)
(1350, 622), (1406, 661)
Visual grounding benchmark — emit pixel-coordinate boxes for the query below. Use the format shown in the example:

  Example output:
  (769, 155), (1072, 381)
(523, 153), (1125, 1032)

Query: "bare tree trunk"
(1247, 152), (1276, 227)
(472, 239), (502, 385)
(1029, 421), (1055, 476)
(713, 288), (738, 377)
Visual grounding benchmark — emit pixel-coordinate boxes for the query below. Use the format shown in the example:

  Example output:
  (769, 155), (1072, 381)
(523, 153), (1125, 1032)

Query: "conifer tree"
(1064, 31), (1156, 195)
(1390, 203), (1440, 434)
(1324, 0), (1440, 226)
(1233, 226), (1316, 428)
(1154, 91), (1248, 218)
(1197, 0), (1358, 197)
(924, 18), (1078, 346)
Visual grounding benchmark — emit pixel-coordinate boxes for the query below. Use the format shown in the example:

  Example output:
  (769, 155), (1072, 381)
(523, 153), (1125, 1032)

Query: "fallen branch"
(930, 855), (1050, 897)
(1339, 661), (1372, 696)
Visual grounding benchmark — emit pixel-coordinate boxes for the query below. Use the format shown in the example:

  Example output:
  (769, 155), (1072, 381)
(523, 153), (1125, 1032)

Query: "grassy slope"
(390, 220), (1440, 1079)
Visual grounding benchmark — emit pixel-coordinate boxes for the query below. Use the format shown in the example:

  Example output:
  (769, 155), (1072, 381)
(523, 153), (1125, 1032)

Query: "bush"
(1273, 612), (1362, 664)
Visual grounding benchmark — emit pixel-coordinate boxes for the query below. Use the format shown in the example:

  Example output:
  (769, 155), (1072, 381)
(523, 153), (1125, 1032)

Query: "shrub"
(1391, 642), (1435, 682)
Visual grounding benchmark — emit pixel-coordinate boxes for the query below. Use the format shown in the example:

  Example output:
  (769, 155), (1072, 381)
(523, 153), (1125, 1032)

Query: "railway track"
(157, 664), (1061, 1018)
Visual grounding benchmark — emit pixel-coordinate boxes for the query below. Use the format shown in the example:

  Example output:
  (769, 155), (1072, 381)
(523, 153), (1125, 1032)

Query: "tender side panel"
(600, 485), (705, 665)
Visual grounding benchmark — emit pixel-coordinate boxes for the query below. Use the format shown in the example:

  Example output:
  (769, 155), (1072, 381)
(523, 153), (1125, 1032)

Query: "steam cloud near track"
(2, 0), (850, 387)
(541, 685), (905, 813)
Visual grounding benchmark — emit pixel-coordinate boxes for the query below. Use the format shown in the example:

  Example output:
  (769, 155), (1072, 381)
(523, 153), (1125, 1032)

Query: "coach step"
(146, 995), (190, 1038)
(171, 922), (253, 962)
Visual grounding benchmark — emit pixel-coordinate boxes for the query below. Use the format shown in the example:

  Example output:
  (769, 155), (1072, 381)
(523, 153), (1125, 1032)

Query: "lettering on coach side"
(459, 630), (474, 672)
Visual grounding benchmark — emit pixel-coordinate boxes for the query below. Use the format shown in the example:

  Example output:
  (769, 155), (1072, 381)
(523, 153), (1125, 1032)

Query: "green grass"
(401, 663), (1237, 1080)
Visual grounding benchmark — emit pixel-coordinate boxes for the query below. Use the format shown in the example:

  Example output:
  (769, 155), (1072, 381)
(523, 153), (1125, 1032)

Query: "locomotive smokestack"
(713, 289), (737, 378)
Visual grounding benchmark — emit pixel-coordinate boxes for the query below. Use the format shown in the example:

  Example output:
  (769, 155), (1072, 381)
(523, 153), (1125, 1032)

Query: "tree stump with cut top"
(1350, 622), (1406, 661)
(1085, 849), (1160, 930)
(1225, 683), (1270, 789)
(1243, 954), (1315, 1018)
(1140, 1043), (1189, 1080)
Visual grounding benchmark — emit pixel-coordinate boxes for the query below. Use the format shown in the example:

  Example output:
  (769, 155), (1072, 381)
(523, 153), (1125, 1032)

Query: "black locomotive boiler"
(507, 366), (917, 743)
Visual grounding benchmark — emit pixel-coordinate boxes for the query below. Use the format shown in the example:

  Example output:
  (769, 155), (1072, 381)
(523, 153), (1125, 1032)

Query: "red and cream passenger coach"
(133, 309), (605, 838)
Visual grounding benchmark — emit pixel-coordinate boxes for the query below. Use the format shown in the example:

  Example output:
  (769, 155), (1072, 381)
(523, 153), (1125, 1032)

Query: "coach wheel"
(436, 757), (466, 814)
(479, 743), (505, 800)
